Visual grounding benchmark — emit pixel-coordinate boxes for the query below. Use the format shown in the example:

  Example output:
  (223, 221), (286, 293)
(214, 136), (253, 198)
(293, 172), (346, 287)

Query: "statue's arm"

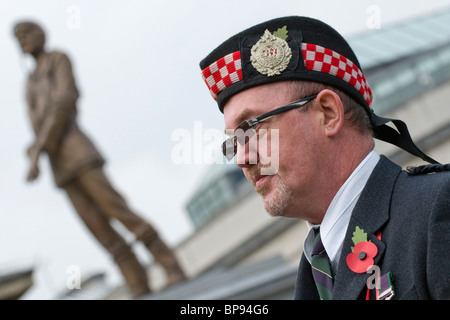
(27, 53), (79, 182)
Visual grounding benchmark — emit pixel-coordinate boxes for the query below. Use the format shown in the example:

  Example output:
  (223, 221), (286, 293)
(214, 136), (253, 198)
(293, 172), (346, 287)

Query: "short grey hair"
(285, 80), (373, 136)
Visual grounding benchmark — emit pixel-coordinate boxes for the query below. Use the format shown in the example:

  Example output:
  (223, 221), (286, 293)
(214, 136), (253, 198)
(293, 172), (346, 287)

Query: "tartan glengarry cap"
(199, 16), (373, 114)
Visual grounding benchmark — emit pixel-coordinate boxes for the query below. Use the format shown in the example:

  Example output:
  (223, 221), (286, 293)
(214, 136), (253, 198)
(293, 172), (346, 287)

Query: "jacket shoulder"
(396, 163), (450, 198)
(406, 163), (450, 176)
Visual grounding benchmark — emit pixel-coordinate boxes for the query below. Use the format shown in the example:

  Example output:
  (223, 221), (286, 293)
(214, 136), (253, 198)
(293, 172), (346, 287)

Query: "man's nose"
(235, 136), (258, 168)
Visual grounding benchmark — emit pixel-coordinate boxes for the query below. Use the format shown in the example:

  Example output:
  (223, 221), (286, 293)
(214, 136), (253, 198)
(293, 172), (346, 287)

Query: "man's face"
(223, 82), (327, 220)
(15, 27), (45, 55)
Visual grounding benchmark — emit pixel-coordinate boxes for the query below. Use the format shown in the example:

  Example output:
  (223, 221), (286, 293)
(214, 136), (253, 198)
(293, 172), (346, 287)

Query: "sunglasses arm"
(255, 94), (317, 122)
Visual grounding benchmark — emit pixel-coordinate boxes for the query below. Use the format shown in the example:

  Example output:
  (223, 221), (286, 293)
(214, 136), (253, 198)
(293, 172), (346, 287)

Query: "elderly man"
(13, 21), (186, 298)
(200, 16), (450, 299)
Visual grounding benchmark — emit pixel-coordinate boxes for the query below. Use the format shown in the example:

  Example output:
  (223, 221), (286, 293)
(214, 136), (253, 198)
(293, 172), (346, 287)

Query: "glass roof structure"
(350, 7), (450, 114)
(349, 8), (450, 70)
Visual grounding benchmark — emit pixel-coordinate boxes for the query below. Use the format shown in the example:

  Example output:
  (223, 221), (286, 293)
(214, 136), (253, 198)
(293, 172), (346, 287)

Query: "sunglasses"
(222, 94), (318, 160)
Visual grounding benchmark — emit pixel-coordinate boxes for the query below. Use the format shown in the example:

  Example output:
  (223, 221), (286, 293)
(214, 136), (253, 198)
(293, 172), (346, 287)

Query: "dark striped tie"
(311, 229), (334, 300)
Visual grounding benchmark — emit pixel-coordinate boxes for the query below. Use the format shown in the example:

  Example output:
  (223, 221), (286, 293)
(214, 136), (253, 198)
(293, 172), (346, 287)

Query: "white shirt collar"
(303, 150), (380, 273)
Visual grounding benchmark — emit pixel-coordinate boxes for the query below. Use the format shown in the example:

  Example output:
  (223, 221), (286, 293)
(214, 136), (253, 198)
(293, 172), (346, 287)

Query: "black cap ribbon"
(371, 112), (439, 164)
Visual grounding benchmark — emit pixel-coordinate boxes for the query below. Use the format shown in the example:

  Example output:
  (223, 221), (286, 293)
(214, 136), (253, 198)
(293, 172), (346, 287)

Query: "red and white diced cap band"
(201, 51), (243, 101)
(201, 43), (373, 107)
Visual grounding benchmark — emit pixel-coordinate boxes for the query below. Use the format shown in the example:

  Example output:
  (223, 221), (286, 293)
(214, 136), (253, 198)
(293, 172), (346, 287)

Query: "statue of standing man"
(13, 21), (186, 298)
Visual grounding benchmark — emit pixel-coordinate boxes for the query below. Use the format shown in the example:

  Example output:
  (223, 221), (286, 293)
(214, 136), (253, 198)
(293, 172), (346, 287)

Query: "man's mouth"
(254, 174), (269, 189)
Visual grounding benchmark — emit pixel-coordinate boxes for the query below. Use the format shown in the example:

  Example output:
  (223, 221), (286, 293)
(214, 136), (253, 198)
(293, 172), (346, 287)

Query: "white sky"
(1, 0), (449, 299)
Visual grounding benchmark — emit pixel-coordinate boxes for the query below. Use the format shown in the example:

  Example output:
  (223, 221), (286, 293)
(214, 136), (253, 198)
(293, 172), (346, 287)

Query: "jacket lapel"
(333, 156), (401, 299)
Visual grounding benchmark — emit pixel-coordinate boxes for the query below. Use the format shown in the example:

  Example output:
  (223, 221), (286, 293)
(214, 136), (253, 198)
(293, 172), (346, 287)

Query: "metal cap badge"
(250, 28), (292, 77)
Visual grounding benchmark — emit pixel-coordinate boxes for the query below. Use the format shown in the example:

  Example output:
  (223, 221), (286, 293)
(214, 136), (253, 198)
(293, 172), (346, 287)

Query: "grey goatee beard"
(258, 177), (292, 217)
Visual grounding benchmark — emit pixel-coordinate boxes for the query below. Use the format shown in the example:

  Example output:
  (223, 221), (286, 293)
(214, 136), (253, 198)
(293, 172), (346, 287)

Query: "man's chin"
(248, 172), (291, 216)
(263, 198), (286, 217)
(259, 186), (291, 217)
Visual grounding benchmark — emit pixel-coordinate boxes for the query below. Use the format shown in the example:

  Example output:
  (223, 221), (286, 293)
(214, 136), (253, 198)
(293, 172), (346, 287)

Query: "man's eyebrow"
(224, 109), (253, 134)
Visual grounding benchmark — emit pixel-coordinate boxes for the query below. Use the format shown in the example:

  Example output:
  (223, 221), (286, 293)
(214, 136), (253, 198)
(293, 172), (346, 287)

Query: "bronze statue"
(13, 21), (186, 298)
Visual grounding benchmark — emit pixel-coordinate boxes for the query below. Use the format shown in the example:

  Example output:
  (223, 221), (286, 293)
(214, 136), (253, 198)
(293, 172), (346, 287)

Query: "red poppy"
(346, 241), (378, 273)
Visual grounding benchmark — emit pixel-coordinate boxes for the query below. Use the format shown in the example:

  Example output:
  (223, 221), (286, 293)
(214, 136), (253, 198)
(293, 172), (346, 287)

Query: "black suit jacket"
(294, 156), (450, 300)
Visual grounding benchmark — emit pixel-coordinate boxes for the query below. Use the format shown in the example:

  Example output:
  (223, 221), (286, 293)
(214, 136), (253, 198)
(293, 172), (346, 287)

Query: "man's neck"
(310, 135), (375, 225)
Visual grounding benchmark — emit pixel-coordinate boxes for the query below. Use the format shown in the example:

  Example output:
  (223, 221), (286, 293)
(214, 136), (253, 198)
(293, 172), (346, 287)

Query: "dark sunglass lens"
(222, 138), (237, 160)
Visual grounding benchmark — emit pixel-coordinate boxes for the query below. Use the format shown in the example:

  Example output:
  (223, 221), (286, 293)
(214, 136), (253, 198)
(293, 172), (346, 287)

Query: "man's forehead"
(223, 81), (293, 128)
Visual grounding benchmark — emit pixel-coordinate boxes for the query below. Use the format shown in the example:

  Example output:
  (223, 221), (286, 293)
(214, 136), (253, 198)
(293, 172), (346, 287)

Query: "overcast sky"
(1, 0), (449, 299)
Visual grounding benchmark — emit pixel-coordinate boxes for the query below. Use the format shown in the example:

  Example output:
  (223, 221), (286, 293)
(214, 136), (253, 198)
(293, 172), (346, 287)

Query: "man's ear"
(316, 89), (344, 138)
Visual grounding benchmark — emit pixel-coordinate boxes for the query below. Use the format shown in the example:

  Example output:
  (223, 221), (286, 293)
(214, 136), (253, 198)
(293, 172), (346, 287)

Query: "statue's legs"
(72, 167), (186, 288)
(64, 178), (151, 298)
(133, 223), (187, 286)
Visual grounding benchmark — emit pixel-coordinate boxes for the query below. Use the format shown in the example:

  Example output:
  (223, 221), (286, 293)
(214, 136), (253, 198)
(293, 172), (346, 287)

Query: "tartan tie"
(311, 229), (334, 300)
